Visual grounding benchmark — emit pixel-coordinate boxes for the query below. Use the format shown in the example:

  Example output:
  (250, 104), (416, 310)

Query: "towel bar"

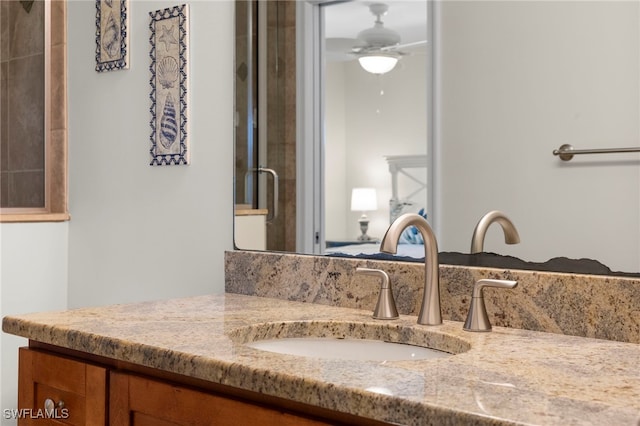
(553, 144), (640, 161)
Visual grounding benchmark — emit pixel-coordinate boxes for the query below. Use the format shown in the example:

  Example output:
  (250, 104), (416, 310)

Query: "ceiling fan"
(326, 2), (428, 74)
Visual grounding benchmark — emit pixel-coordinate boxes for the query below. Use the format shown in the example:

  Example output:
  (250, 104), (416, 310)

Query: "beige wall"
(66, 1), (234, 307)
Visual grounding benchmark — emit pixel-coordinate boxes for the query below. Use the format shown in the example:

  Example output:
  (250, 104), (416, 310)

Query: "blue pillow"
(398, 208), (427, 244)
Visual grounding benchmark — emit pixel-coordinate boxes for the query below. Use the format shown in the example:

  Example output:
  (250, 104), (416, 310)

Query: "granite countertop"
(3, 293), (639, 426)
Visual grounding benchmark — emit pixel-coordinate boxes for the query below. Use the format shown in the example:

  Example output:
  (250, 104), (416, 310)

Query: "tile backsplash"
(225, 250), (640, 344)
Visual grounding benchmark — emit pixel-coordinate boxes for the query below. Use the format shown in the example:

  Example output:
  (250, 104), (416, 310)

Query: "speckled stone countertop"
(3, 294), (639, 426)
(225, 251), (640, 344)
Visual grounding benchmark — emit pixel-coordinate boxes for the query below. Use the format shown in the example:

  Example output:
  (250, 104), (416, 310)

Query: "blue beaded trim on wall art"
(95, 0), (129, 72)
(149, 4), (189, 166)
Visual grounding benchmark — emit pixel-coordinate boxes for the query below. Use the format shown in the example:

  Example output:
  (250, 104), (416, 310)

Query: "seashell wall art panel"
(95, 0), (129, 72)
(149, 4), (190, 166)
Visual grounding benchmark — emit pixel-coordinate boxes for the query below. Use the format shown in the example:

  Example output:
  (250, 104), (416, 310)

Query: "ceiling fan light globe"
(358, 55), (398, 74)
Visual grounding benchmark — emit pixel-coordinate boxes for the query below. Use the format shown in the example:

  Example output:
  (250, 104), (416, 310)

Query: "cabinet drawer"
(18, 348), (107, 426)
(110, 371), (332, 426)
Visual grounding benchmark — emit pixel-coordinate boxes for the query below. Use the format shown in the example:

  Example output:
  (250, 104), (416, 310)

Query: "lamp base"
(357, 215), (373, 241)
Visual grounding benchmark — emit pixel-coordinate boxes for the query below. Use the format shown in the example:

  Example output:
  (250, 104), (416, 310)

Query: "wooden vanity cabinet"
(109, 372), (329, 426)
(18, 345), (386, 426)
(18, 347), (107, 425)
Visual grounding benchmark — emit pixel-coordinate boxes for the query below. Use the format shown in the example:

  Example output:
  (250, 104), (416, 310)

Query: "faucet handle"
(356, 268), (399, 320)
(463, 279), (517, 332)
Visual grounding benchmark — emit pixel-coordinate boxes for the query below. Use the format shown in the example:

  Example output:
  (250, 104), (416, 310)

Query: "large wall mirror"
(234, 0), (640, 277)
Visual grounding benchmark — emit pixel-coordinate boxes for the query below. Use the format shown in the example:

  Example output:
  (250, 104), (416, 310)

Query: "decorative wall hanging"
(95, 0), (129, 72)
(149, 4), (190, 166)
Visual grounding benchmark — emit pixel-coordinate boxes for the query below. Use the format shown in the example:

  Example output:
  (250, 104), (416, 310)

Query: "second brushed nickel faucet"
(380, 213), (442, 326)
(470, 210), (520, 254)
(464, 279), (518, 332)
(356, 267), (399, 320)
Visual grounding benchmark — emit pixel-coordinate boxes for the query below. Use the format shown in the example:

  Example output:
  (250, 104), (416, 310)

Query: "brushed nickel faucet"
(380, 213), (442, 325)
(470, 210), (520, 254)
(356, 268), (399, 320)
(463, 279), (518, 332)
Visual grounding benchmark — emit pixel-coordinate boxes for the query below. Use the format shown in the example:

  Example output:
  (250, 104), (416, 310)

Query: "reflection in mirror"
(323, 0), (428, 259)
(234, 1), (296, 251)
(437, 1), (640, 275)
(235, 0), (640, 277)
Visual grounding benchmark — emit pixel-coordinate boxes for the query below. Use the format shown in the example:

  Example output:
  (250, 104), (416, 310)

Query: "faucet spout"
(380, 213), (442, 325)
(470, 210), (520, 254)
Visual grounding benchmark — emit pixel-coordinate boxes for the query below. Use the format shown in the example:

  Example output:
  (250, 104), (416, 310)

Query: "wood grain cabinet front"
(16, 346), (386, 426)
(108, 371), (331, 426)
(17, 348), (107, 426)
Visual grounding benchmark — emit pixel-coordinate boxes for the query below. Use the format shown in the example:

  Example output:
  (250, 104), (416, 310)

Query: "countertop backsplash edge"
(224, 250), (640, 344)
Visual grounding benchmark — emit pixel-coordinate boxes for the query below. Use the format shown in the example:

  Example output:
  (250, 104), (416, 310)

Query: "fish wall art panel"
(95, 0), (129, 72)
(149, 4), (190, 166)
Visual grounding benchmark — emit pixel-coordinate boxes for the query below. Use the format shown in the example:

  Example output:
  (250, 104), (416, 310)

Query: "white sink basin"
(230, 320), (470, 361)
(246, 337), (451, 361)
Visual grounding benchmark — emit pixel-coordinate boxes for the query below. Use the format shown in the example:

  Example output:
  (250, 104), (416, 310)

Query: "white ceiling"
(323, 1), (428, 46)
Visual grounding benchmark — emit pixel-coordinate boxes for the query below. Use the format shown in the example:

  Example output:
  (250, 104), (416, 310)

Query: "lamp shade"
(358, 54), (398, 74)
(351, 188), (378, 212)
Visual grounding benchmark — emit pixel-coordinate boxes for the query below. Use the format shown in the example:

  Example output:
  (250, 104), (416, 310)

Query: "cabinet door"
(18, 348), (107, 426)
(109, 371), (331, 426)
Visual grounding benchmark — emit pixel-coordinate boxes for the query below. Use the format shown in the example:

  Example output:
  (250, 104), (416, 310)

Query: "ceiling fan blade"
(381, 40), (428, 52)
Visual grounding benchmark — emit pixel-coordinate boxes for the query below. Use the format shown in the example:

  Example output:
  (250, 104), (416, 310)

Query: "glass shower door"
(234, 1), (296, 252)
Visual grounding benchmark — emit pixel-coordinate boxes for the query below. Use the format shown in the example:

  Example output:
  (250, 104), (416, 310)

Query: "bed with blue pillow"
(325, 155), (428, 260)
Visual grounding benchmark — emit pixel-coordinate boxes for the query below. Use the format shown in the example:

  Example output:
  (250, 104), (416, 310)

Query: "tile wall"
(0, 0), (45, 208)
